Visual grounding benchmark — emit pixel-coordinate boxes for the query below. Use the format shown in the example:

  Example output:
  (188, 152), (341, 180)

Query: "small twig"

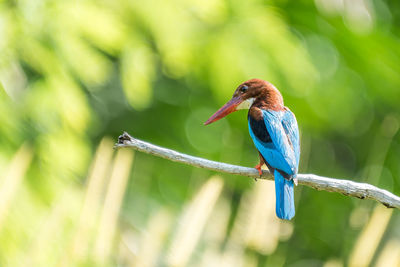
(115, 132), (400, 210)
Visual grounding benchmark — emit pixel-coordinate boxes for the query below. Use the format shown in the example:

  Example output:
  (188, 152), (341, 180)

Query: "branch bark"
(115, 132), (400, 210)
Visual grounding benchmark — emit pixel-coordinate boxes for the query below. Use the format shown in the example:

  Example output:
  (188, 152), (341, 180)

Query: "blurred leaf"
(56, 34), (112, 87)
(60, 2), (128, 54)
(121, 44), (155, 110)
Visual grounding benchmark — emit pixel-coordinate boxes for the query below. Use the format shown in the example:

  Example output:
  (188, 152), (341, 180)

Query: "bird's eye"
(241, 85), (248, 92)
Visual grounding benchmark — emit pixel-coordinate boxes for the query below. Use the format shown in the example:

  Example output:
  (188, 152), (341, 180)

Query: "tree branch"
(115, 132), (400, 210)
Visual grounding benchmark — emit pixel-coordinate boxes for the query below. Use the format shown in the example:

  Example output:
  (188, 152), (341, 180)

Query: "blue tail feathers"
(274, 170), (295, 220)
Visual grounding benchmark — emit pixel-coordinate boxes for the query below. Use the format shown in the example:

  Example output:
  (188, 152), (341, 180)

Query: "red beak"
(204, 96), (243, 125)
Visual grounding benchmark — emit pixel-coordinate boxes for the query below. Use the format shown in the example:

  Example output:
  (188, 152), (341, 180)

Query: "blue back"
(248, 109), (300, 177)
(248, 108), (300, 220)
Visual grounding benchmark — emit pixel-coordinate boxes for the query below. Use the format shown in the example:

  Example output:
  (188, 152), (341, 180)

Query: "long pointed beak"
(204, 96), (243, 125)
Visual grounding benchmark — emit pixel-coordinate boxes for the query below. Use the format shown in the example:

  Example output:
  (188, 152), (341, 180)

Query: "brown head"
(204, 79), (284, 125)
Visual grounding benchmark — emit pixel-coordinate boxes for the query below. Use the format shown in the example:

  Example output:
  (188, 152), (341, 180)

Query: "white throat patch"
(236, 98), (255, 110)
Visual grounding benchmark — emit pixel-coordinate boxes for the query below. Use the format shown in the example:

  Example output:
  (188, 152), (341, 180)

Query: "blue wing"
(282, 108), (300, 170)
(248, 108), (299, 220)
(248, 109), (299, 177)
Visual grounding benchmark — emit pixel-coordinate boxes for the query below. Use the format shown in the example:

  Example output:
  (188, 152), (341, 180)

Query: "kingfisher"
(204, 79), (300, 220)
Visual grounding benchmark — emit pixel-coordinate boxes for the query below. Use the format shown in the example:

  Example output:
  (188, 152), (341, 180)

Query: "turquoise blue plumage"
(204, 78), (300, 220)
(248, 109), (299, 220)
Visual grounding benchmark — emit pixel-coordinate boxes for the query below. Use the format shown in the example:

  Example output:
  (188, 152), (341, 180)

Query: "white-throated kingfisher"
(204, 79), (300, 220)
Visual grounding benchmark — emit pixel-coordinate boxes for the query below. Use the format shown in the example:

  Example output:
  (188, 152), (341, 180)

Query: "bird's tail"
(274, 170), (295, 220)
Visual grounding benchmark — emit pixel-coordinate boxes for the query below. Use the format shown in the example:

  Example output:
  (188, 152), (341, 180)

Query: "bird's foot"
(255, 163), (263, 175)
(254, 163), (263, 181)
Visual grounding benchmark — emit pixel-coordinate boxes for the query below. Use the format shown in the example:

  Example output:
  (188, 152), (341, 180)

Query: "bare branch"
(115, 132), (400, 210)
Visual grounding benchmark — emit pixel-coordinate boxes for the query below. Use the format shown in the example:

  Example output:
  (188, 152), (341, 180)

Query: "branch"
(115, 132), (400, 210)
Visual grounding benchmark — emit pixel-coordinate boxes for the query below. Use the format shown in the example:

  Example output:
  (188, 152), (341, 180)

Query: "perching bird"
(204, 79), (300, 220)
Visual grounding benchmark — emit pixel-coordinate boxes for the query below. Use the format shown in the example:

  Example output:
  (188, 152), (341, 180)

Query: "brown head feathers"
(233, 79), (284, 111)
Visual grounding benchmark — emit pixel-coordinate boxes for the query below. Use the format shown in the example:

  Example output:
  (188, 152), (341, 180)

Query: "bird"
(204, 79), (300, 220)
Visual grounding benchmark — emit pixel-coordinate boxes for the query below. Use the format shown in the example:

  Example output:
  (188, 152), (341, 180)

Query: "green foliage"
(0, 0), (399, 266)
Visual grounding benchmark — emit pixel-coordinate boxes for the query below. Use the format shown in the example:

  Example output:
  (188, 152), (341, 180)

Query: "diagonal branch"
(115, 132), (400, 210)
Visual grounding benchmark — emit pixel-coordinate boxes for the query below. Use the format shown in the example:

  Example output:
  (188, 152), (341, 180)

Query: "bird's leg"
(254, 153), (265, 181)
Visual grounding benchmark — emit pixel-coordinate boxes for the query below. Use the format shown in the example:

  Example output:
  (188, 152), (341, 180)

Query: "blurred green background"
(0, 0), (399, 266)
